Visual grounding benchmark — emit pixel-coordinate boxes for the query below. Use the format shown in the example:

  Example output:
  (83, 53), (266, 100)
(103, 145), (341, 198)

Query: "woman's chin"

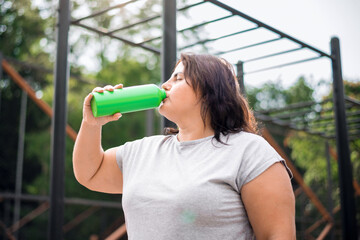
(158, 107), (175, 122)
(158, 104), (166, 117)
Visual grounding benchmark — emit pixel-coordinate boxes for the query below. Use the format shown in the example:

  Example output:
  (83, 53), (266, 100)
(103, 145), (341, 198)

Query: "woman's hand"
(83, 84), (123, 126)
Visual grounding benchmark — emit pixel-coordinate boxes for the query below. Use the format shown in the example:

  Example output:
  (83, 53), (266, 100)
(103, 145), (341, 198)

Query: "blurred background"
(0, 0), (359, 239)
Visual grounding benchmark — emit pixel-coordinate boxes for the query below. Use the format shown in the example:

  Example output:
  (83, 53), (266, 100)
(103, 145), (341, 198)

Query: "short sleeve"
(236, 136), (292, 192)
(116, 144), (125, 173)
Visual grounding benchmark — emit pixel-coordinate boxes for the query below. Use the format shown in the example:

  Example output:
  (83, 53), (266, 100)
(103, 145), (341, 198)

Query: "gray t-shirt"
(116, 131), (292, 240)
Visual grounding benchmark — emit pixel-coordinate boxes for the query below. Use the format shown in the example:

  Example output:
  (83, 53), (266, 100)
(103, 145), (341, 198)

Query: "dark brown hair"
(165, 53), (257, 143)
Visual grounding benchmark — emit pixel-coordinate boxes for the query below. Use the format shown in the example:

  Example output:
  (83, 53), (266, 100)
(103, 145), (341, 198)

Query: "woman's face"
(158, 62), (201, 123)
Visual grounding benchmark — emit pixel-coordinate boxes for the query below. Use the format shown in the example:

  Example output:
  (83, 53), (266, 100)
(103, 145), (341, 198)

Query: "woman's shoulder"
(225, 131), (266, 145)
(121, 134), (173, 148)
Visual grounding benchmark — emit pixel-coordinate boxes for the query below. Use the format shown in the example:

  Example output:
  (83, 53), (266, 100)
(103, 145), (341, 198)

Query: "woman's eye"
(176, 78), (183, 81)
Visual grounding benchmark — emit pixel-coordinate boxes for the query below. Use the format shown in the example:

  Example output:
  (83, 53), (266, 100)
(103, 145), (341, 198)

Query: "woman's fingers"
(93, 87), (104, 93)
(106, 113), (122, 123)
(104, 85), (114, 92)
(114, 84), (123, 89)
(84, 93), (93, 106)
(92, 84), (123, 93)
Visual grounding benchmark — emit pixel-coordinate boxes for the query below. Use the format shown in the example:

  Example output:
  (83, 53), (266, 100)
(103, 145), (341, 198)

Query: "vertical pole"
(236, 61), (246, 96)
(325, 141), (334, 240)
(48, 0), (70, 239)
(330, 37), (358, 240)
(161, 0), (177, 130)
(0, 52), (3, 79)
(13, 90), (27, 239)
(0, 52), (3, 119)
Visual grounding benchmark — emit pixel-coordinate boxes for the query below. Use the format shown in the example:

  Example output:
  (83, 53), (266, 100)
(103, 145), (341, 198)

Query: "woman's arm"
(72, 85), (124, 194)
(241, 162), (296, 240)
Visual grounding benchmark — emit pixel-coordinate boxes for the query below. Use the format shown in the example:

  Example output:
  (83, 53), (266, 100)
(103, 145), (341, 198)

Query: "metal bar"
(9, 202), (49, 233)
(245, 56), (324, 75)
(136, 15), (235, 45)
(257, 100), (320, 114)
(13, 90), (27, 238)
(330, 37), (358, 240)
(136, 36), (162, 45)
(236, 61), (246, 96)
(4, 56), (98, 84)
(1, 60), (78, 141)
(261, 128), (332, 221)
(0, 52), (2, 79)
(105, 224), (127, 240)
(0, 220), (16, 240)
(178, 1), (206, 11)
(215, 37), (281, 56)
(345, 96), (360, 106)
(0, 193), (123, 208)
(179, 14), (233, 33)
(305, 218), (327, 236)
(64, 197), (123, 208)
(243, 47), (304, 63)
(63, 206), (100, 233)
(48, 0), (70, 238)
(107, 1), (207, 35)
(179, 26), (259, 50)
(108, 15), (160, 34)
(0, 52), (3, 120)
(161, 0), (177, 129)
(316, 223), (334, 240)
(72, 22), (161, 55)
(256, 112), (329, 139)
(353, 180), (360, 196)
(325, 141), (335, 240)
(268, 108), (315, 119)
(205, 0), (332, 59)
(71, 0), (139, 24)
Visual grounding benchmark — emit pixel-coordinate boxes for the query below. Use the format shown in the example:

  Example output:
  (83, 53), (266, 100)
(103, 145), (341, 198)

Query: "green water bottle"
(91, 84), (167, 117)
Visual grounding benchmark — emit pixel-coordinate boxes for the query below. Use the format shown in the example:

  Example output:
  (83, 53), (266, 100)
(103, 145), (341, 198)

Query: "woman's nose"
(161, 80), (171, 90)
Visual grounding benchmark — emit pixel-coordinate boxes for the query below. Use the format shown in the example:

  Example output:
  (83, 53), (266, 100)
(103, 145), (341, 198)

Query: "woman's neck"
(176, 117), (214, 142)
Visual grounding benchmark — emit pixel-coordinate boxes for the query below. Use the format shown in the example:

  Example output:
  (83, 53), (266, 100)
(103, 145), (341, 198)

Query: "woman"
(73, 53), (296, 239)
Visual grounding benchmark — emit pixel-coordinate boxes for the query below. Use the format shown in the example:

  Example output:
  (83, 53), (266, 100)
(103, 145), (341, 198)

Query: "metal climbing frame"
(1, 0), (357, 239)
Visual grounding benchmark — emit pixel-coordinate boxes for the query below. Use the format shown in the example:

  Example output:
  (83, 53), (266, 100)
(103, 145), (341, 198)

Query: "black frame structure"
(1, 0), (357, 239)
(54, 0), (357, 239)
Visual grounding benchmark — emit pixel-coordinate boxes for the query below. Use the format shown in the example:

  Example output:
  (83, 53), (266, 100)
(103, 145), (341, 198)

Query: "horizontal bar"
(72, 22), (160, 55)
(245, 56), (324, 75)
(215, 37), (282, 56)
(71, 0), (139, 24)
(268, 108), (315, 119)
(107, 1), (207, 34)
(108, 15), (160, 34)
(243, 47), (304, 63)
(179, 14), (234, 33)
(136, 36), (162, 45)
(0, 192), (123, 209)
(205, 0), (332, 59)
(256, 113), (330, 138)
(179, 26), (259, 50)
(345, 96), (360, 107)
(136, 15), (235, 45)
(178, 1), (207, 11)
(257, 100), (319, 114)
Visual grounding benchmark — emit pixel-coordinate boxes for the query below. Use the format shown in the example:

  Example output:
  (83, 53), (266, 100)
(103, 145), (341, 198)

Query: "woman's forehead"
(174, 62), (184, 72)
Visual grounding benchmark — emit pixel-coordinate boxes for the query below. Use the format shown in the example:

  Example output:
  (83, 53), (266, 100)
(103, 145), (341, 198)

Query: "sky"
(176, 0), (360, 96)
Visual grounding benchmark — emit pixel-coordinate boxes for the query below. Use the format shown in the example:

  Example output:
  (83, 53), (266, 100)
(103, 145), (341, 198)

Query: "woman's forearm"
(72, 120), (104, 185)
